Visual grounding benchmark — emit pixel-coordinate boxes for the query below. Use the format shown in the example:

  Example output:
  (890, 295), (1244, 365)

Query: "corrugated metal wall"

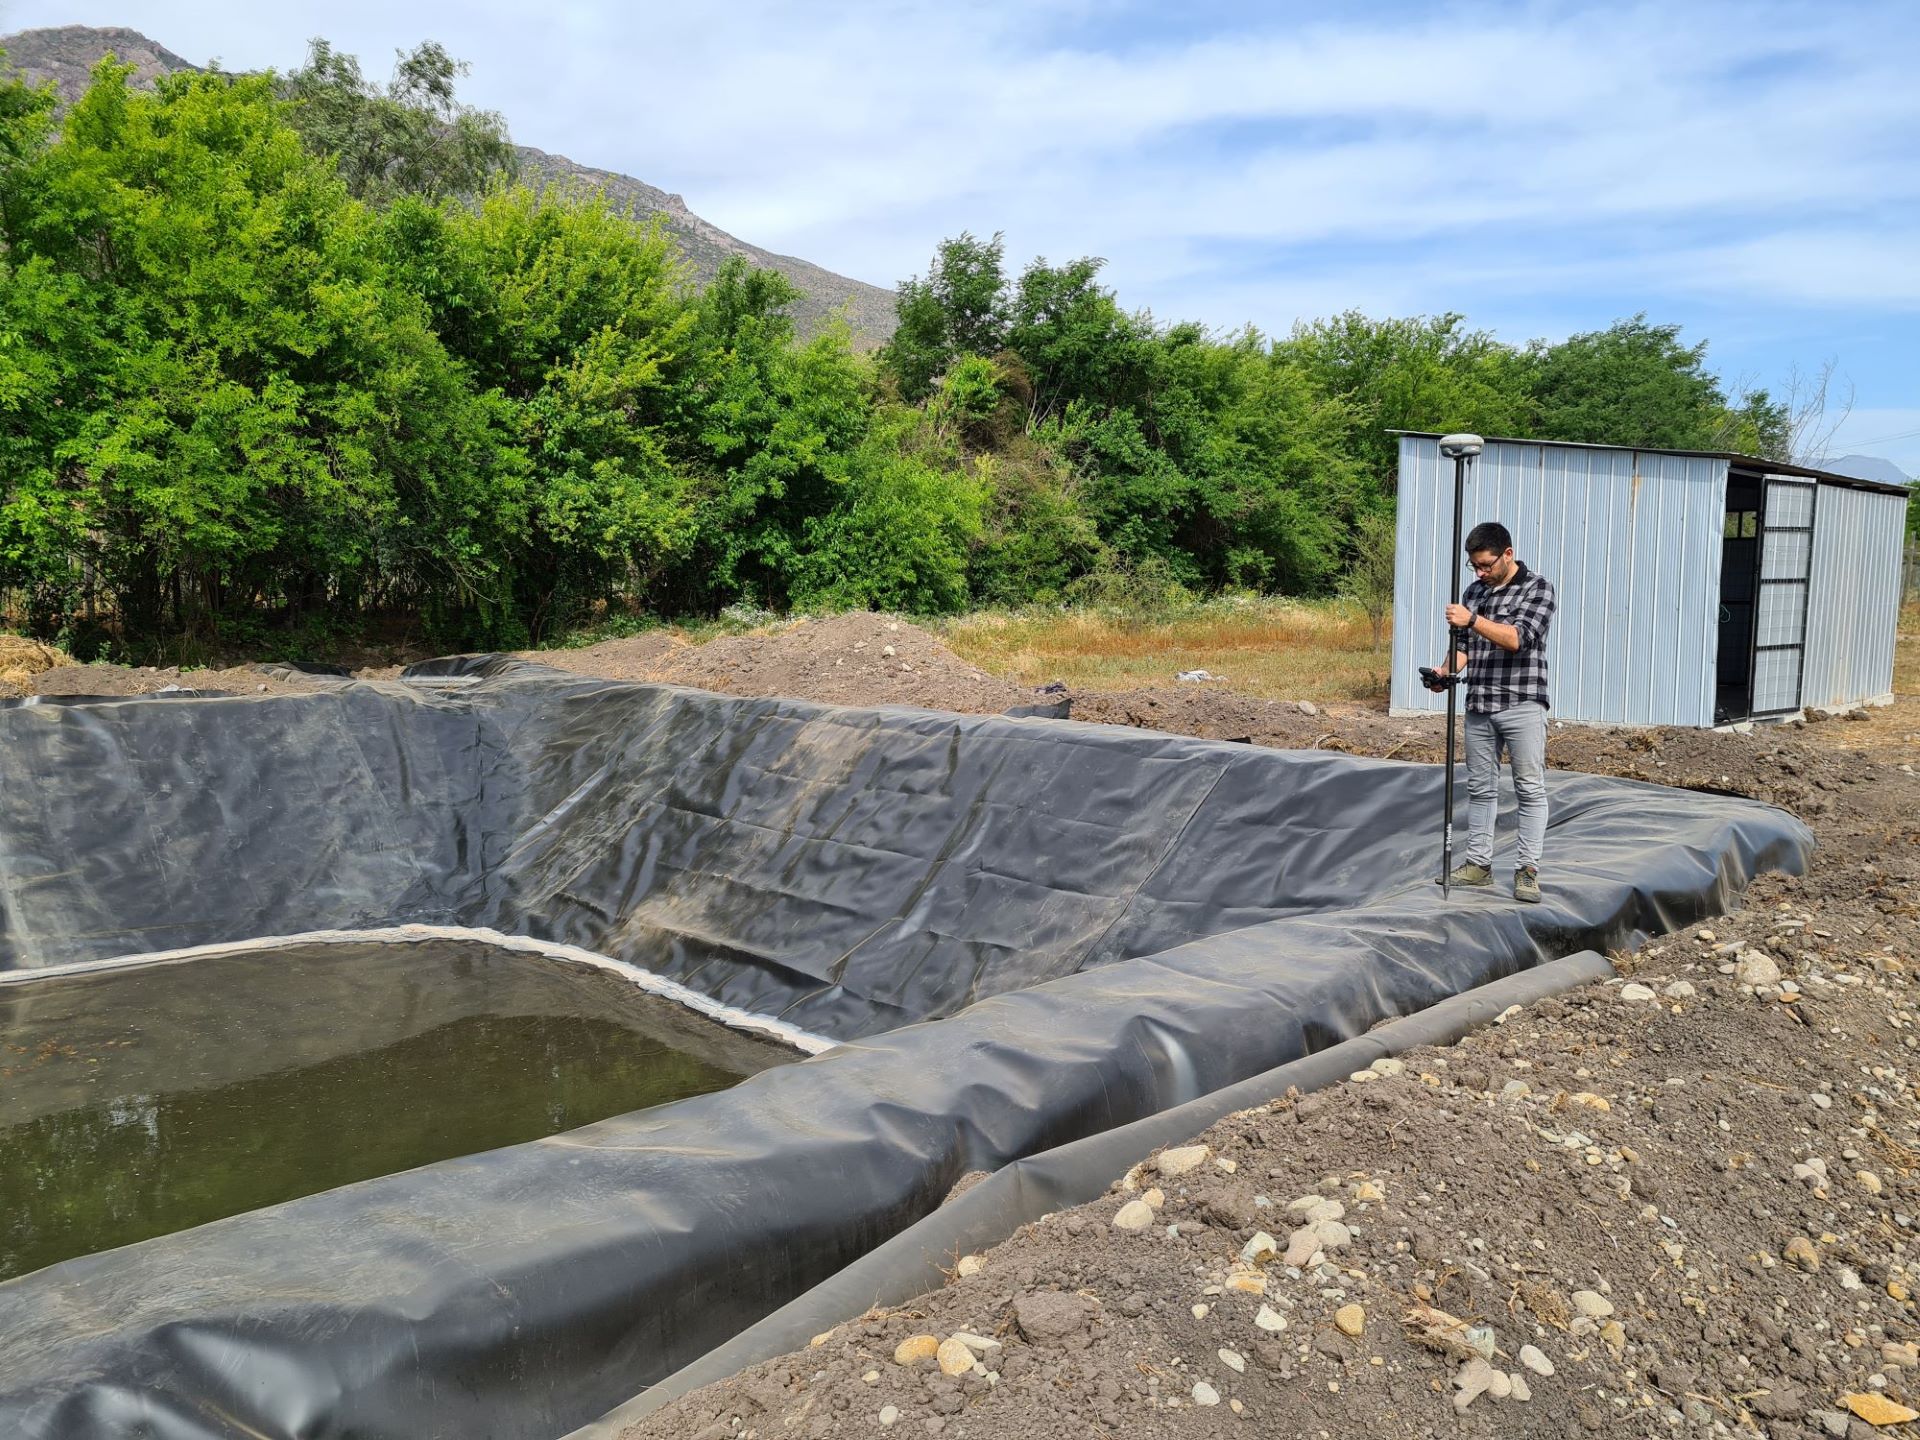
(1802, 483), (1909, 708)
(1390, 436), (1728, 726)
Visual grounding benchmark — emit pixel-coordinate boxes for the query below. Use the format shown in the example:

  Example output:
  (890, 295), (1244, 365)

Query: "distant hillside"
(0, 25), (898, 348)
(1817, 453), (1913, 488)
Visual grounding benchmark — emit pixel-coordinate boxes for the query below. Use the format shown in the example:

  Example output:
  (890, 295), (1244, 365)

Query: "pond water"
(0, 938), (796, 1283)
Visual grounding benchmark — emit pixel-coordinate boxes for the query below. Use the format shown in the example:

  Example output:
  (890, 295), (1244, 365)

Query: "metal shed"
(1388, 433), (1910, 727)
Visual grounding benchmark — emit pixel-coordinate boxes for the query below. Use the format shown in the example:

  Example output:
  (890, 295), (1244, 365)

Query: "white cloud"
(7, 0), (1918, 361)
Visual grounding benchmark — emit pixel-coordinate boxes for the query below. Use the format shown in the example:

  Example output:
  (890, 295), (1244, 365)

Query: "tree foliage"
(284, 39), (515, 203)
(0, 44), (1845, 658)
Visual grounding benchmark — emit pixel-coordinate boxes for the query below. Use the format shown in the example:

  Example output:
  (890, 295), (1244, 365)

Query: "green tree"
(0, 59), (511, 644)
(664, 258), (872, 610)
(1525, 315), (1730, 451)
(878, 231), (1008, 401)
(284, 39), (514, 204)
(1005, 256), (1155, 427)
(1278, 311), (1529, 492)
(791, 410), (985, 614)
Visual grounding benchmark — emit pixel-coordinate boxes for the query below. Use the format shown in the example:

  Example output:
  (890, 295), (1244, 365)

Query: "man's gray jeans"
(1464, 701), (1548, 871)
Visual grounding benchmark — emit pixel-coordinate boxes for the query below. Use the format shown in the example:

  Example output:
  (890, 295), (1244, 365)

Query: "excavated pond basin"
(0, 937), (796, 1282)
(0, 665), (1812, 1440)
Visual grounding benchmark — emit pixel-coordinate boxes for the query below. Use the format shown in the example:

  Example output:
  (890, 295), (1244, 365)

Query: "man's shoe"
(1515, 866), (1542, 904)
(1446, 862), (1492, 888)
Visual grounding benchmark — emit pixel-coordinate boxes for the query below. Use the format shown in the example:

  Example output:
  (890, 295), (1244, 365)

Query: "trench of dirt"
(0, 659), (1810, 1440)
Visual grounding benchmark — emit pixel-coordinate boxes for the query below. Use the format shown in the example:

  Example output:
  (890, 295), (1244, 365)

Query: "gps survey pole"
(1436, 434), (1484, 899)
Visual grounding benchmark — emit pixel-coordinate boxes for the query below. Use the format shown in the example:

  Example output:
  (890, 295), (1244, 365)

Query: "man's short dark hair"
(1465, 522), (1512, 557)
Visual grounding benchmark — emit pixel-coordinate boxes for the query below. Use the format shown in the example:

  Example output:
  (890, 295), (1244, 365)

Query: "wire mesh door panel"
(1750, 478), (1816, 716)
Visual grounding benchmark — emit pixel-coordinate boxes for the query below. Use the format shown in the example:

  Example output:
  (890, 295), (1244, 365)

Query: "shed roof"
(1391, 432), (1910, 498)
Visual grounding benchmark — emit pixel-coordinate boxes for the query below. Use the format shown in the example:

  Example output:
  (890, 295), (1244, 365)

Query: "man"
(1424, 521), (1557, 903)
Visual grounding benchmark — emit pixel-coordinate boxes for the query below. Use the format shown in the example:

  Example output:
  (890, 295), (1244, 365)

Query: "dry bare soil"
(11, 614), (1920, 1439)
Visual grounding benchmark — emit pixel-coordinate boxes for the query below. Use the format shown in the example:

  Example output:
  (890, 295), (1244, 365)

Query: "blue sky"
(8, 0), (1918, 473)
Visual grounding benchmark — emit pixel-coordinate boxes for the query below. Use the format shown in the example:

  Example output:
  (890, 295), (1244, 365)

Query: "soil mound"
(644, 613), (1038, 714)
(22, 661), (324, 699)
(519, 630), (688, 682)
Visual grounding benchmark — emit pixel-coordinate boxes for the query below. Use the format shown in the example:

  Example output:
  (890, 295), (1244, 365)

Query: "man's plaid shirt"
(1460, 562), (1557, 713)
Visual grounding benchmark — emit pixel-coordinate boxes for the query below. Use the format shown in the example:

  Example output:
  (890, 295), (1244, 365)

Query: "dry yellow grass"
(941, 599), (1395, 705)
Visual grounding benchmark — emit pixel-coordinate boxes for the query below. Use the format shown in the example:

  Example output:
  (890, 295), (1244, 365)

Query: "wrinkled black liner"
(0, 660), (1811, 1439)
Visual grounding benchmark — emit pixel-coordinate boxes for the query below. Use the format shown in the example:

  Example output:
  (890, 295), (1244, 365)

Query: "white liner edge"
(0, 924), (838, 1057)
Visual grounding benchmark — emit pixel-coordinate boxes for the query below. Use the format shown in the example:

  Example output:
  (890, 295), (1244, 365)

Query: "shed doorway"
(1715, 472), (1761, 724)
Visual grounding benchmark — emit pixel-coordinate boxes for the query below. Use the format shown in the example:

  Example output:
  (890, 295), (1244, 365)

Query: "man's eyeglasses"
(1465, 558), (1501, 574)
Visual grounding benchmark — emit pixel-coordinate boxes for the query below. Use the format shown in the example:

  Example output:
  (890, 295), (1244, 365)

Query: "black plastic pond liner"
(0, 661), (1812, 1440)
(575, 948), (1617, 1434)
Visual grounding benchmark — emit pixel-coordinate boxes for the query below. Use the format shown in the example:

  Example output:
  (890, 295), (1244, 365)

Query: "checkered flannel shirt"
(1460, 562), (1556, 713)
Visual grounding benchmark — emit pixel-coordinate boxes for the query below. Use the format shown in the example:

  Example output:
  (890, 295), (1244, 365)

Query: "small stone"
(1795, 1156), (1830, 1185)
(1785, 1235), (1821, 1271)
(1810, 1092), (1833, 1110)
(1334, 1304), (1365, 1337)
(1298, 700), (1318, 715)
(1254, 1305), (1288, 1333)
(1454, 1358), (1495, 1411)
(936, 1338), (973, 1376)
(1369, 1057), (1406, 1077)
(811, 1330), (834, 1347)
(1698, 928), (1717, 942)
(1812, 1411), (1852, 1438)
(1509, 1373), (1532, 1402)
(879, 1405), (901, 1427)
(1352, 1180), (1384, 1202)
(1571, 1290), (1614, 1319)
(1113, 1200), (1156, 1231)
(1860, 1171), (1885, 1196)
(1192, 1382), (1220, 1407)
(956, 1254), (985, 1277)
(1619, 983), (1657, 1002)
(1738, 953), (1783, 987)
(1891, 1280), (1911, 1302)
(1287, 1196), (1346, 1223)
(1464, 1325), (1498, 1360)
(1519, 1344), (1556, 1377)
(1226, 1269), (1268, 1295)
(1883, 1341), (1919, 1367)
(1219, 1348), (1246, 1373)
(1599, 1321), (1626, 1353)
(1142, 1187), (1166, 1209)
(1501, 1079), (1533, 1099)
(894, 1335), (939, 1366)
(1191, 1302), (1210, 1320)
(1156, 1145), (1210, 1177)
(1284, 1226), (1324, 1268)
(863, 1370), (881, 1385)
(1571, 1091), (1611, 1112)
(1845, 1392), (1920, 1426)
(1664, 981), (1697, 999)
(1013, 1291), (1096, 1344)
(1487, 1369), (1513, 1400)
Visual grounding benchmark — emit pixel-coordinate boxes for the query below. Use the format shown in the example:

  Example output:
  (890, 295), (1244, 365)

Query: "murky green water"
(0, 939), (795, 1283)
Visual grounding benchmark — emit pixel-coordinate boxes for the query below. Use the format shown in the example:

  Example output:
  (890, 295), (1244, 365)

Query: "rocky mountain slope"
(0, 25), (898, 346)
